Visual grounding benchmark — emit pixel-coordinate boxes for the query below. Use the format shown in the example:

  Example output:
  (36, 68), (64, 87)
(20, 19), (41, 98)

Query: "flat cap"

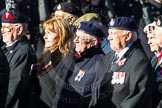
(53, 2), (81, 17)
(78, 21), (105, 39)
(108, 17), (138, 31)
(1, 8), (29, 23)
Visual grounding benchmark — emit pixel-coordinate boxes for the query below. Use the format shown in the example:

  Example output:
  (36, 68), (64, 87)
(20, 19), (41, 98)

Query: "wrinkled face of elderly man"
(147, 31), (161, 54)
(1, 23), (23, 46)
(74, 30), (98, 54)
(108, 29), (135, 53)
(144, 23), (161, 55)
(152, 23), (162, 48)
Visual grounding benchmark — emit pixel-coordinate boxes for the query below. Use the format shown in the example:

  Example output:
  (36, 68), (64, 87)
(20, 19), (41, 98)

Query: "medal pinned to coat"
(75, 70), (85, 82)
(111, 72), (126, 84)
(156, 52), (162, 82)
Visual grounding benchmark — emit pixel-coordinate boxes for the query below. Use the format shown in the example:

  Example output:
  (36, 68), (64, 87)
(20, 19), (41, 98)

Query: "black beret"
(108, 17), (138, 31)
(78, 21), (105, 39)
(1, 8), (29, 23)
(53, 2), (81, 17)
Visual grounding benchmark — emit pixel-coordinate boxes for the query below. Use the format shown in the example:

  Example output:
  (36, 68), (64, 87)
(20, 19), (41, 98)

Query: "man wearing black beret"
(58, 21), (105, 108)
(97, 16), (154, 108)
(0, 8), (36, 108)
(52, 2), (82, 27)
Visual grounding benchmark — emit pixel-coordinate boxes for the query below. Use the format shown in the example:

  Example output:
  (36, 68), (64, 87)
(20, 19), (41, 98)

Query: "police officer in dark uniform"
(58, 21), (105, 108)
(0, 8), (36, 108)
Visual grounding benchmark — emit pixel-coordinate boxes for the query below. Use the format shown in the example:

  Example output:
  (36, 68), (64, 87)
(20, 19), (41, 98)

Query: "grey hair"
(86, 34), (97, 42)
(14, 23), (28, 35)
(131, 31), (137, 42)
(122, 30), (137, 42)
(84, 33), (102, 46)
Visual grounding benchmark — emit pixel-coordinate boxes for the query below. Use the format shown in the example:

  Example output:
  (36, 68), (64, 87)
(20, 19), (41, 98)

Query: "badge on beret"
(57, 4), (61, 10)
(111, 72), (126, 84)
(156, 18), (161, 26)
(148, 26), (155, 33)
(109, 19), (115, 26)
(2, 12), (14, 20)
(74, 70), (85, 82)
(5, 12), (10, 18)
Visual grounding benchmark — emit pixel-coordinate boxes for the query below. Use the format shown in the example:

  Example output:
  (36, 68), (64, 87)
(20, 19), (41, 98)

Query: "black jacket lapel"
(112, 42), (137, 72)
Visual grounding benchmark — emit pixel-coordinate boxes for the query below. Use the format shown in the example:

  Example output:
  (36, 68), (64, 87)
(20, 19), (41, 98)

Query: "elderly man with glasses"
(58, 21), (105, 108)
(0, 8), (36, 108)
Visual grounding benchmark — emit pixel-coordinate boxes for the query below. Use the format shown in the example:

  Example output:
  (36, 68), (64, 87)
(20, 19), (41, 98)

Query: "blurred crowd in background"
(0, 0), (162, 108)
(1, 0), (162, 47)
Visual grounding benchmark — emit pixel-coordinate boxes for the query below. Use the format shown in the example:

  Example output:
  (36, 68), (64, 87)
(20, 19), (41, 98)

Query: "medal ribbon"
(156, 52), (162, 82)
(155, 52), (162, 70)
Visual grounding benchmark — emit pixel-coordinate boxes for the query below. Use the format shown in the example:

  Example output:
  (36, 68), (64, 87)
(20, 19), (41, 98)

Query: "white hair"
(122, 30), (137, 42)
(83, 33), (97, 43)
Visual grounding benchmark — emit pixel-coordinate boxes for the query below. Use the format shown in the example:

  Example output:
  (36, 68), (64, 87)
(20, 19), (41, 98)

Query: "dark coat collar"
(74, 45), (104, 62)
(1, 36), (30, 53)
(37, 48), (63, 77)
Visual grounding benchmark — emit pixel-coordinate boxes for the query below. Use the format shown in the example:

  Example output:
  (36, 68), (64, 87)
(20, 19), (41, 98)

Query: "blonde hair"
(43, 18), (74, 56)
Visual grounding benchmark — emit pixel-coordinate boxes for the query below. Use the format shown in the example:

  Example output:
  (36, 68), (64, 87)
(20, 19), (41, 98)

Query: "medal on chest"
(157, 65), (162, 82)
(111, 72), (126, 84)
(156, 53), (162, 81)
(74, 70), (85, 82)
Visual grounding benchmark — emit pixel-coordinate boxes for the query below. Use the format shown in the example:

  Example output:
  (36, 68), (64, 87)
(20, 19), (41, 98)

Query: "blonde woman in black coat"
(31, 18), (74, 108)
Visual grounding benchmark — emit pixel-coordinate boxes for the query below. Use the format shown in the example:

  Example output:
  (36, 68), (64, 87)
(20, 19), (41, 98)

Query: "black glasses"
(1, 26), (15, 32)
(1, 25), (19, 32)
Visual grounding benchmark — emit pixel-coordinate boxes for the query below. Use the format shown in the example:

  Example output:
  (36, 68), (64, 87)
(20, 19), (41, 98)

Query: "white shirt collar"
(6, 40), (18, 47)
(116, 43), (133, 62)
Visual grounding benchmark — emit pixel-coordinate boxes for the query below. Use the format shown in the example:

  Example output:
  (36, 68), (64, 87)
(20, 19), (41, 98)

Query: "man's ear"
(69, 16), (76, 26)
(126, 32), (132, 41)
(94, 39), (99, 45)
(16, 25), (23, 35)
(91, 39), (99, 46)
